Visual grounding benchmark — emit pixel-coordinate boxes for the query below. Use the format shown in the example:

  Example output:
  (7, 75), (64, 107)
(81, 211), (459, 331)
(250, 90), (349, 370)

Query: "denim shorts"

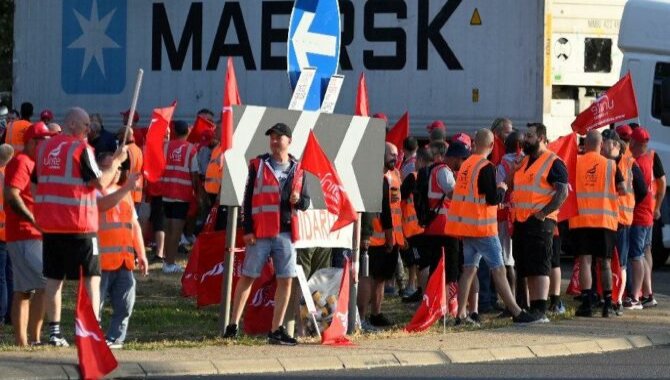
(629, 225), (652, 261)
(462, 236), (504, 270)
(617, 226), (630, 267)
(242, 233), (297, 278)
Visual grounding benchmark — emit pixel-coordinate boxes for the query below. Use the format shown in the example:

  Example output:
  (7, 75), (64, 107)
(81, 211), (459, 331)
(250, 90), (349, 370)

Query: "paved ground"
(1, 267), (669, 379)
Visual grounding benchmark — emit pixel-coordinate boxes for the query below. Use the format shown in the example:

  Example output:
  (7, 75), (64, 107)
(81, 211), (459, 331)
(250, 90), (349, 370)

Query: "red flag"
(222, 57), (241, 151)
(355, 73), (369, 117)
(187, 115), (216, 144)
(301, 132), (358, 232)
(405, 252), (447, 332)
(243, 262), (276, 335)
(386, 112), (409, 169)
(142, 102), (177, 183)
(196, 229), (245, 308)
(75, 276), (118, 379)
(571, 73), (638, 135)
(566, 258), (581, 296)
(548, 133), (578, 221)
(491, 136), (505, 166)
(322, 259), (353, 345)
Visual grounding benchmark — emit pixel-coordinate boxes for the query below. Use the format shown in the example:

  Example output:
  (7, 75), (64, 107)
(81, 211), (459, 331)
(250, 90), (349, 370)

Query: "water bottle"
(360, 250), (369, 278)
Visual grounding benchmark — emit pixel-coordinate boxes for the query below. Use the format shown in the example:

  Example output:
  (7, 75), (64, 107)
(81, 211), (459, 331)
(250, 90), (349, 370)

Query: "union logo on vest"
(61, 0), (126, 94)
(44, 142), (68, 169)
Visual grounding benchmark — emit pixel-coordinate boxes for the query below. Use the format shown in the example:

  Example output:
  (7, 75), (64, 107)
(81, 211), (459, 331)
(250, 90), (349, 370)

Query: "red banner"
(321, 259), (353, 346)
(548, 133), (578, 222)
(405, 253), (447, 332)
(142, 102), (177, 183)
(355, 73), (369, 117)
(187, 115), (216, 144)
(571, 73), (638, 135)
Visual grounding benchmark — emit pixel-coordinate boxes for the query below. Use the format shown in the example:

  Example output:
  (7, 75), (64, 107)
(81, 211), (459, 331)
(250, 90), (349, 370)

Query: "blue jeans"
(0, 242), (12, 324)
(477, 259), (498, 311)
(617, 226), (630, 267)
(100, 269), (136, 343)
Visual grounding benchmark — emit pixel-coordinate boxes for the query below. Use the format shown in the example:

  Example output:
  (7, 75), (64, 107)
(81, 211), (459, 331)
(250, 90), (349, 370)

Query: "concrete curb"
(7, 333), (669, 379)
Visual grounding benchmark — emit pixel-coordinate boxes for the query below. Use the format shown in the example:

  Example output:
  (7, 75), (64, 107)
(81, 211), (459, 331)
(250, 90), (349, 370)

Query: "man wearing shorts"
(223, 123), (310, 345)
(35, 108), (127, 347)
(570, 130), (624, 317)
(447, 129), (540, 325)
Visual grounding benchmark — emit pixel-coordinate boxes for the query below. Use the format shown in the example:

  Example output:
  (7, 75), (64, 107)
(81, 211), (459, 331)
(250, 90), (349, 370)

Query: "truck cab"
(618, 0), (670, 267)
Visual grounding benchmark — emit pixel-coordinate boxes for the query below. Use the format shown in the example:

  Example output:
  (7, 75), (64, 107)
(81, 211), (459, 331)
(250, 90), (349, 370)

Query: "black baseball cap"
(445, 141), (470, 159)
(265, 123), (292, 138)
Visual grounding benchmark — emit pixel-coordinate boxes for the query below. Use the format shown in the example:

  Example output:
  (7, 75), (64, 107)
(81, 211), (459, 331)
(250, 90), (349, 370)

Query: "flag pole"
(121, 68), (144, 146)
(219, 206), (238, 332)
(347, 213), (362, 334)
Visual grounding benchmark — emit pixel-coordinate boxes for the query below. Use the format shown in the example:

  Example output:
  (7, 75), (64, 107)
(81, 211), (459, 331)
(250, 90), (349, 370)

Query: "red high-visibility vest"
(633, 150), (656, 227)
(160, 140), (196, 202)
(35, 135), (98, 233)
(99, 186), (135, 271)
(423, 163), (453, 236)
(0, 168), (5, 241)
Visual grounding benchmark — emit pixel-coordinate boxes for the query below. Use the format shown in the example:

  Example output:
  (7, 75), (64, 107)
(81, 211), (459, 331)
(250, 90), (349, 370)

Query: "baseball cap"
(121, 109), (140, 123)
(23, 122), (57, 143)
(615, 124), (633, 141)
(265, 123), (292, 138)
(427, 120), (446, 133)
(446, 141), (471, 159)
(40, 109), (54, 122)
(631, 127), (650, 143)
(452, 132), (472, 149)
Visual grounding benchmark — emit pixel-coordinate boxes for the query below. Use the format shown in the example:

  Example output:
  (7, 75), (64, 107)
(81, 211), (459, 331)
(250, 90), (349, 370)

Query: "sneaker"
(496, 309), (514, 319)
(360, 320), (379, 333)
(179, 234), (190, 246)
(106, 339), (123, 349)
(267, 326), (297, 346)
(222, 324), (238, 339)
(613, 302), (624, 316)
(469, 312), (481, 324)
(149, 254), (165, 264)
(48, 335), (70, 347)
(533, 311), (550, 323)
(369, 313), (393, 327)
(455, 316), (480, 327)
(641, 295), (658, 308)
(185, 234), (196, 245)
(162, 263), (184, 274)
(402, 288), (423, 303)
(401, 287), (416, 298)
(512, 309), (542, 324)
(30, 341), (44, 347)
(623, 298), (643, 310)
(384, 286), (397, 296)
(602, 305), (614, 318)
(575, 304), (593, 317)
(548, 300), (566, 315)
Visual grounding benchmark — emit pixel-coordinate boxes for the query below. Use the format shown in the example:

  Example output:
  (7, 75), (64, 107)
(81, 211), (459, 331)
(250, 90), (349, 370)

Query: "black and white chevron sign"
(220, 105), (386, 212)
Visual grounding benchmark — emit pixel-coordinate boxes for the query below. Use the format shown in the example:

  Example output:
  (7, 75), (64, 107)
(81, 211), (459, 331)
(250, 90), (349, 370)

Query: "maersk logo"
(62, 0), (126, 94)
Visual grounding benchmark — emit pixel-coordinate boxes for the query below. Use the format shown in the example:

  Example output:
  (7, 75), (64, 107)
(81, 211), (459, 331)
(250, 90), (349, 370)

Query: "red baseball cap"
(23, 122), (57, 144)
(40, 109), (54, 122)
(615, 124), (633, 140)
(427, 120), (446, 133)
(121, 109), (140, 123)
(452, 132), (472, 149)
(631, 127), (650, 143)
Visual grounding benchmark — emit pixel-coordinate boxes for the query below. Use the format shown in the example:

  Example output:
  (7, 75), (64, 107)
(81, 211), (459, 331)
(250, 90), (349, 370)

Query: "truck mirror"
(662, 79), (670, 126)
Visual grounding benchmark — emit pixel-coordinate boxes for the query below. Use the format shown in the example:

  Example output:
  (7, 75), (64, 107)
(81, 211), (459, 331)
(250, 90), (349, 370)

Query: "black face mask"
(522, 141), (539, 156)
(385, 159), (397, 170)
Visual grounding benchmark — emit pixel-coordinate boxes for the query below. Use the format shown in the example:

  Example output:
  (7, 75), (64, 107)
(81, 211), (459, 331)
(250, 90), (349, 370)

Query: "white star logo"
(68, 0), (121, 78)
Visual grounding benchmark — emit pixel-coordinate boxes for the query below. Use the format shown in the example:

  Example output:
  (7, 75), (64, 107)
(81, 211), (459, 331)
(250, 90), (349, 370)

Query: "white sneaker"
(360, 320), (379, 333)
(48, 335), (70, 347)
(106, 339), (124, 349)
(162, 263), (184, 274)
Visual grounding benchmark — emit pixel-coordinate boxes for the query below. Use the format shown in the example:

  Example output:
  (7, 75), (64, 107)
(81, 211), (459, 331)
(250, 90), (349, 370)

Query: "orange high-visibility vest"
(370, 169), (405, 247)
(423, 163), (453, 236)
(99, 186), (136, 271)
(512, 151), (560, 223)
(0, 167), (5, 241)
(401, 173), (424, 238)
(617, 155), (635, 226)
(160, 140), (196, 202)
(6, 119), (31, 153)
(569, 152), (618, 231)
(127, 143), (144, 203)
(445, 154), (497, 238)
(35, 135), (98, 233)
(204, 145), (223, 195)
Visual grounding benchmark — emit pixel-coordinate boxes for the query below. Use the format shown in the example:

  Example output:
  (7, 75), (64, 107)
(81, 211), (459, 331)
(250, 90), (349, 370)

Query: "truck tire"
(652, 221), (670, 269)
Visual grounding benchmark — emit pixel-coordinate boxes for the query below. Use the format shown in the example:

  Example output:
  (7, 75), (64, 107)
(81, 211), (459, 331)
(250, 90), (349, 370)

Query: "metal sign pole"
(347, 213), (362, 334)
(219, 206), (239, 332)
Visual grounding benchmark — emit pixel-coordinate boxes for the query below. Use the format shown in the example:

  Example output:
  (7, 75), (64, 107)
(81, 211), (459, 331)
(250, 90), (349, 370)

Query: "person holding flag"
(510, 123), (569, 321)
(223, 123), (310, 345)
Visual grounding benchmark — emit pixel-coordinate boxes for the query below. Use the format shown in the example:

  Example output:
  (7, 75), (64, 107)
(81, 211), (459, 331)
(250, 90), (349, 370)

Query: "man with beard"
(510, 123), (568, 322)
(358, 142), (405, 328)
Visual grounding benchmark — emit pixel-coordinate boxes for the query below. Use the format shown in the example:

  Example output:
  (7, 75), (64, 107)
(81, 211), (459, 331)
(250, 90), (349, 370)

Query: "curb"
(5, 333), (668, 379)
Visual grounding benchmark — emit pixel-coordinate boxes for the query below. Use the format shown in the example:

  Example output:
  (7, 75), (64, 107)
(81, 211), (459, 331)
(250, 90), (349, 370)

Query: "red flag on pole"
(75, 275), (118, 379)
(187, 115), (216, 144)
(548, 132), (578, 222)
(405, 252), (447, 333)
(355, 73), (369, 117)
(386, 112), (409, 169)
(322, 259), (353, 346)
(142, 102), (177, 183)
(571, 72), (638, 135)
(222, 57), (241, 152)
(301, 131), (358, 232)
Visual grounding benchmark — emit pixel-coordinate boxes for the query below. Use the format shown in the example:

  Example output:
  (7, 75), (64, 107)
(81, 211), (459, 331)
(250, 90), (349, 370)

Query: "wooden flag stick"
(121, 68), (144, 146)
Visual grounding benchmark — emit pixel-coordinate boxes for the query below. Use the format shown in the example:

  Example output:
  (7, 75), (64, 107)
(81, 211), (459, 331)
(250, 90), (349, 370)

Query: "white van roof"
(619, 0), (670, 55)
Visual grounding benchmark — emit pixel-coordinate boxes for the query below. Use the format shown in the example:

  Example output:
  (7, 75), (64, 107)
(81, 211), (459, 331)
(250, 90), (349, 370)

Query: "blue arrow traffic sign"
(287, 0), (341, 111)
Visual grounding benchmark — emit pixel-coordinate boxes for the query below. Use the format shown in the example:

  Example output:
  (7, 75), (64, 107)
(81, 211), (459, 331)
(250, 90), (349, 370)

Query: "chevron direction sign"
(220, 105), (385, 213)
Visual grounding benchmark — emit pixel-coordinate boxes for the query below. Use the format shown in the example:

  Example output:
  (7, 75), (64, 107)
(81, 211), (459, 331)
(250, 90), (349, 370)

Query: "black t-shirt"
(525, 154), (569, 185)
(653, 152), (665, 179)
(477, 163), (505, 205)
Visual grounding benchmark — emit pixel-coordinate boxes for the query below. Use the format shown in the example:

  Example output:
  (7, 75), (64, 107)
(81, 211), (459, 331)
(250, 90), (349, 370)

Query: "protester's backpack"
(414, 164), (446, 227)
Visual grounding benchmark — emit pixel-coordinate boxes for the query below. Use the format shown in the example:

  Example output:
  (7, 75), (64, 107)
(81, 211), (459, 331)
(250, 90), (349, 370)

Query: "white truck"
(12, 0), (625, 139)
(618, 0), (670, 267)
